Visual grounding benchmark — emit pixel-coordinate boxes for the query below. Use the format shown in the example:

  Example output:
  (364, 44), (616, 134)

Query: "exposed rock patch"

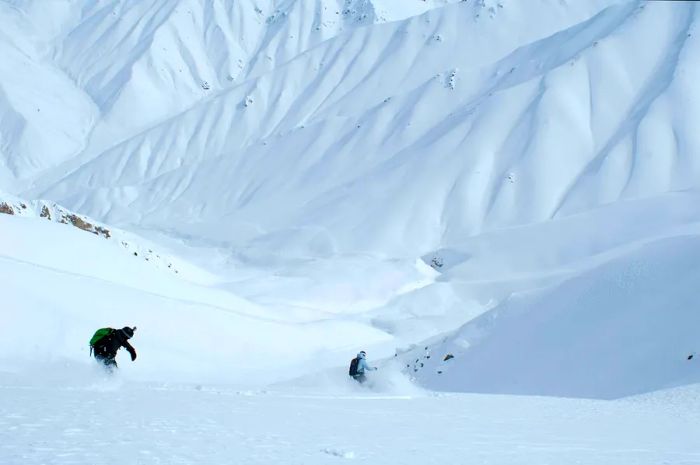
(0, 202), (14, 215)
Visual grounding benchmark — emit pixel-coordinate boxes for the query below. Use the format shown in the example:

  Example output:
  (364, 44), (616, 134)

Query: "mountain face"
(0, 0), (460, 186)
(2, 0), (696, 258)
(2, 0), (700, 398)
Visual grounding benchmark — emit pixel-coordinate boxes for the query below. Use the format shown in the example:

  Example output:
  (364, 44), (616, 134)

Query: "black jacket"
(94, 329), (137, 361)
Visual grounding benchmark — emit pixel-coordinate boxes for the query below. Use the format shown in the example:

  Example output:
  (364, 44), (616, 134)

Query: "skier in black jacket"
(92, 327), (137, 371)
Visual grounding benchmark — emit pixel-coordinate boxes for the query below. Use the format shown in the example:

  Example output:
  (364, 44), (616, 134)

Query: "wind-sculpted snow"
(4, 2), (698, 254)
(27, 0), (694, 259)
(0, 2), (96, 185)
(403, 193), (700, 398)
(0, 0), (464, 178)
(411, 232), (700, 399)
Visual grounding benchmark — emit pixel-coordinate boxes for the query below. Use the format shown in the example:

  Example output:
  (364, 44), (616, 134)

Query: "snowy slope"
(0, 2), (96, 186)
(0, 0), (461, 185)
(12, 0), (696, 260)
(1, 0), (700, 409)
(0, 191), (202, 276)
(2, 379), (698, 465)
(362, 191), (699, 398)
(412, 230), (700, 399)
(1, 212), (399, 384)
(3, 0), (698, 262)
(3, 204), (700, 464)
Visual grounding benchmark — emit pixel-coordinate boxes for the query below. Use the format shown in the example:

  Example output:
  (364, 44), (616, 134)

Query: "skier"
(89, 326), (137, 372)
(349, 350), (377, 384)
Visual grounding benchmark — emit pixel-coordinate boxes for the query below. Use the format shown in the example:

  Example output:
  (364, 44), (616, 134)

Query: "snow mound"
(410, 227), (700, 399)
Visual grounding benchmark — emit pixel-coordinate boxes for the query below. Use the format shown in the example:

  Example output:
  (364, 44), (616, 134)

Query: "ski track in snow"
(1, 379), (699, 465)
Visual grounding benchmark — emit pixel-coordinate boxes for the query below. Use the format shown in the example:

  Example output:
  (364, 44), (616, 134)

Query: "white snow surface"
(2, 0), (700, 462)
(1, 373), (699, 465)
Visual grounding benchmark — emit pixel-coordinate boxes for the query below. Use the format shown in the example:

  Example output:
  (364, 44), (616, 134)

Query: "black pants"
(95, 353), (118, 372)
(352, 374), (367, 384)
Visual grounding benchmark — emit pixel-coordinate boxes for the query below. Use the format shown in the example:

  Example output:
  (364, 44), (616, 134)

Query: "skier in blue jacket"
(349, 351), (377, 383)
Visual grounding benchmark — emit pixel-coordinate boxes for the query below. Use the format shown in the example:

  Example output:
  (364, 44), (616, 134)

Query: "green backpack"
(89, 328), (114, 354)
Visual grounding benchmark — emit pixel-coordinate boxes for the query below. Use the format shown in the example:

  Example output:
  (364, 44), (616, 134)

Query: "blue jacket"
(356, 353), (376, 374)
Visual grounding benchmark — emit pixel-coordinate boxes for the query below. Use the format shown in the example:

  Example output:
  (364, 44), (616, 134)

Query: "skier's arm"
(123, 341), (137, 361)
(359, 359), (377, 372)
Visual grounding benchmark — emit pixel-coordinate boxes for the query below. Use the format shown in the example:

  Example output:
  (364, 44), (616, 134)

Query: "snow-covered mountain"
(2, 0), (700, 402)
(4, 0), (697, 255)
